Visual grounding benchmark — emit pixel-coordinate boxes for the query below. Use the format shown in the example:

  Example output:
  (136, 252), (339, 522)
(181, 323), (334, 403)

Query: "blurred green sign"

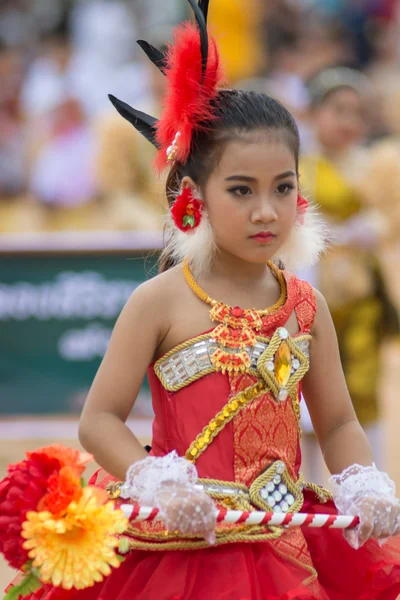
(0, 251), (159, 415)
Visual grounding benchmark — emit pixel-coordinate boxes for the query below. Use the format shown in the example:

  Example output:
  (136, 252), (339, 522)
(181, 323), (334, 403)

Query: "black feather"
(187, 0), (208, 78)
(137, 40), (167, 74)
(108, 94), (159, 147)
(198, 0), (210, 23)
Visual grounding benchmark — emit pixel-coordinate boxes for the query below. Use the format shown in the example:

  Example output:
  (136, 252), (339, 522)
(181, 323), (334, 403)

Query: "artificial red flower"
(171, 188), (203, 231)
(0, 453), (60, 569)
(27, 444), (91, 476)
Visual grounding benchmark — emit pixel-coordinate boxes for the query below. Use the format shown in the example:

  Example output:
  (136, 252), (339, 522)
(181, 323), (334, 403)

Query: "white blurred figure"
(68, 0), (152, 116)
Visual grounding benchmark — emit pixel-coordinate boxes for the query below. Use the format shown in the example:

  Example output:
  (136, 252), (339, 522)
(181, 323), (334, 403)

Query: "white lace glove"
(329, 463), (400, 549)
(120, 451), (217, 544)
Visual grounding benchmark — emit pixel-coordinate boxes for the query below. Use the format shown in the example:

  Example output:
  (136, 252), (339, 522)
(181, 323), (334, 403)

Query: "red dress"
(15, 269), (400, 599)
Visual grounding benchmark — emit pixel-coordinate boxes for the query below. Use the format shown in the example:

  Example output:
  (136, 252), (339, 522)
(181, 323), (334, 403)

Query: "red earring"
(171, 188), (203, 232)
(296, 193), (308, 224)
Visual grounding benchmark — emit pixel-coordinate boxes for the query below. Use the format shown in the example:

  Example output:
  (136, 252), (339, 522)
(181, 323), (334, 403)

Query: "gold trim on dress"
(249, 461), (304, 515)
(257, 330), (311, 401)
(154, 333), (311, 393)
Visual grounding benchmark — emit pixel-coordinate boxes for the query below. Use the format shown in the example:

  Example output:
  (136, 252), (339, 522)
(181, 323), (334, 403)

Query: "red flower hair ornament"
(171, 188), (203, 232)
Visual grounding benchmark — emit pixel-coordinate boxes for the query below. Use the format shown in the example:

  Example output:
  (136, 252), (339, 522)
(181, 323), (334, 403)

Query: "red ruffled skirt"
(9, 491), (400, 600)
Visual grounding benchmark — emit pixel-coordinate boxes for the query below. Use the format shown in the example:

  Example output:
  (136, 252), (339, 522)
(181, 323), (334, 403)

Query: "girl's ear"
(181, 176), (201, 197)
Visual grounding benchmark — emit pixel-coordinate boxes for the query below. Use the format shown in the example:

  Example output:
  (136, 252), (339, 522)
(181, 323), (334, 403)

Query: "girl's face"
(199, 131), (298, 265)
(313, 87), (366, 151)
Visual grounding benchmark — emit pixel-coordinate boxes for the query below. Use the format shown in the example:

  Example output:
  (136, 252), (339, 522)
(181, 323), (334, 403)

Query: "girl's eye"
(276, 183), (295, 196)
(227, 186), (252, 197)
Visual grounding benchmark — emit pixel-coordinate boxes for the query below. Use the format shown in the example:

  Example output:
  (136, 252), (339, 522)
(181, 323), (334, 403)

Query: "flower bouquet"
(0, 445), (128, 599)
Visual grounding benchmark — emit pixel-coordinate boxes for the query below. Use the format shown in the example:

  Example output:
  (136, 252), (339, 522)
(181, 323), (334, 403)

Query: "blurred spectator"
(207, 0), (265, 82)
(0, 0), (400, 237)
(93, 113), (163, 231)
(300, 67), (399, 472)
(0, 42), (25, 197)
(29, 94), (97, 209)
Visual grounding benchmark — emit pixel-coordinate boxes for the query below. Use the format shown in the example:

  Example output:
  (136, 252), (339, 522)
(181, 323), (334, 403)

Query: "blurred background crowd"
(1, 0), (400, 235)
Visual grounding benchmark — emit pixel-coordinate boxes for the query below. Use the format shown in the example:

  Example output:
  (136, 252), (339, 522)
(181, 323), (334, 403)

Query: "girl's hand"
(329, 463), (400, 550)
(120, 451), (216, 544)
(344, 494), (400, 549)
(155, 483), (217, 544)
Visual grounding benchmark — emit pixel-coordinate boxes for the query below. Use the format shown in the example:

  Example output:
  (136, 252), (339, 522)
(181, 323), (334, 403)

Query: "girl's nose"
(251, 197), (278, 224)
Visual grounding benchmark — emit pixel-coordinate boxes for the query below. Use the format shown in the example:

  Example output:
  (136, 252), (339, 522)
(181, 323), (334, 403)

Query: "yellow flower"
(21, 487), (128, 590)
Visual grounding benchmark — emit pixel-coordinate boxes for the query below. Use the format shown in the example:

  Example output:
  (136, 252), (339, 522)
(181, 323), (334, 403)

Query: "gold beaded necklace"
(182, 258), (287, 374)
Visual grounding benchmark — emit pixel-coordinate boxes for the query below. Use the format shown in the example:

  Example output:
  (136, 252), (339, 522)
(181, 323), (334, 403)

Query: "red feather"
(297, 194), (308, 224)
(155, 22), (224, 171)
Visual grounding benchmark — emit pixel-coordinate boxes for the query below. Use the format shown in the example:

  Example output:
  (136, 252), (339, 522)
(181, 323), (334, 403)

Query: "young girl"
(17, 2), (400, 598)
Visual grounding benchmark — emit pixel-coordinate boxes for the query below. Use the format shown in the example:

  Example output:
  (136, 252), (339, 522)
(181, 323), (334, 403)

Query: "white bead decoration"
(278, 327), (289, 340)
(278, 389), (288, 401)
(273, 490), (282, 502)
(286, 494), (295, 506)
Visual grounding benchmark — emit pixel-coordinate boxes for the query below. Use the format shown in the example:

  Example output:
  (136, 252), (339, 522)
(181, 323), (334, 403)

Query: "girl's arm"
(302, 291), (400, 547)
(79, 272), (217, 543)
(78, 277), (169, 481)
(302, 289), (374, 474)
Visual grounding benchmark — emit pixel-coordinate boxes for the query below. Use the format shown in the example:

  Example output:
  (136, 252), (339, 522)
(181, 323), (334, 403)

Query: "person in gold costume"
(300, 68), (399, 470)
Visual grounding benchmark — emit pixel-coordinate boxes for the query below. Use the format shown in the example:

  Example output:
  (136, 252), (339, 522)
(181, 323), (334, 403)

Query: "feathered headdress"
(109, 0), (223, 171)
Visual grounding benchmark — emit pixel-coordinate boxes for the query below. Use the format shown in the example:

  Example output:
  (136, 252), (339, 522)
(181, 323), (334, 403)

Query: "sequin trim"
(155, 334), (311, 392)
(185, 380), (266, 463)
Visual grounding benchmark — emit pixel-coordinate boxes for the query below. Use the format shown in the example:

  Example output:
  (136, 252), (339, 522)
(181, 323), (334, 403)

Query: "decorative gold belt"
(107, 461), (331, 552)
(197, 460), (304, 514)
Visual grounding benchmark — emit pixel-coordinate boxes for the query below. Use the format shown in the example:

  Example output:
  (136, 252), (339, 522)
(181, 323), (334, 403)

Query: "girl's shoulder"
(127, 265), (188, 319)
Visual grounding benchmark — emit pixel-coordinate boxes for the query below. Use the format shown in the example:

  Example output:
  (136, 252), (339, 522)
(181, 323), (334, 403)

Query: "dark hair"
(160, 89), (300, 272)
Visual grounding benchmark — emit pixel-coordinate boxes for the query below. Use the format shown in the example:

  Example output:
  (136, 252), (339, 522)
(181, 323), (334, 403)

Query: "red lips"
(250, 232), (276, 243)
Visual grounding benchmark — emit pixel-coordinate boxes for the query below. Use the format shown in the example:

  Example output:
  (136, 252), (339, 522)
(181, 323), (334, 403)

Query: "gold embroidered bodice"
(155, 328), (311, 398)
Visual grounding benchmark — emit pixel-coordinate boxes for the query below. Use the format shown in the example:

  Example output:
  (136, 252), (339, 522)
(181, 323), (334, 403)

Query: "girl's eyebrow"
(274, 170), (296, 181)
(225, 175), (256, 182)
(225, 171), (296, 182)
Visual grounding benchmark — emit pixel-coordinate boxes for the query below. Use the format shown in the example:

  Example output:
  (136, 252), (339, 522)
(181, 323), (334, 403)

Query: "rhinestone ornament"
(278, 389), (289, 402)
(274, 341), (291, 387)
(286, 494), (295, 506)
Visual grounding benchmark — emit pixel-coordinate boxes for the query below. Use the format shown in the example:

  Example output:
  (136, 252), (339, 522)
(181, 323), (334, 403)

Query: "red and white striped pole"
(120, 504), (359, 530)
